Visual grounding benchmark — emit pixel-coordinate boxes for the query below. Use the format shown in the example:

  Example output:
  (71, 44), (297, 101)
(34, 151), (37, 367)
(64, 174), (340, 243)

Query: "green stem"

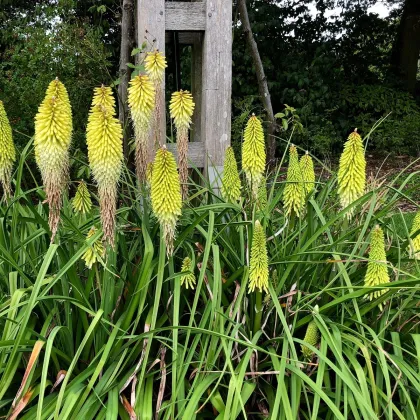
(253, 291), (263, 335)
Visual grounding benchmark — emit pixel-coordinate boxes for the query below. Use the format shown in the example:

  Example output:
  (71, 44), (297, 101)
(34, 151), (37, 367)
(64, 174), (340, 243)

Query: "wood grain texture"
(166, 142), (205, 168)
(202, 0), (233, 181)
(137, 0), (166, 162)
(165, 2), (206, 31)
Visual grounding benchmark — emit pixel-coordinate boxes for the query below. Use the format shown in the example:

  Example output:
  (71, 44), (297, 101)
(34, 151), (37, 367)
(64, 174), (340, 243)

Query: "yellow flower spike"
(248, 220), (269, 294)
(90, 85), (116, 113)
(87, 88), (123, 247)
(242, 114), (266, 199)
(144, 50), (167, 83)
(151, 146), (182, 256)
(300, 151), (315, 195)
(337, 129), (366, 218)
(408, 211), (420, 259)
(283, 145), (305, 218)
(72, 180), (92, 214)
(169, 90), (195, 200)
(81, 227), (105, 269)
(180, 257), (196, 289)
(221, 146), (241, 203)
(145, 50), (167, 149)
(128, 75), (156, 183)
(301, 321), (319, 360)
(34, 78), (72, 241)
(0, 101), (16, 199)
(364, 225), (390, 306)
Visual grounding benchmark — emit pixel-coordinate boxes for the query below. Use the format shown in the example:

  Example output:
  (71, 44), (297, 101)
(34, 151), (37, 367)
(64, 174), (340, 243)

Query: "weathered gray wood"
(201, 0), (233, 183)
(137, 0), (166, 162)
(165, 32), (201, 45)
(166, 142), (205, 168)
(165, 2), (206, 31)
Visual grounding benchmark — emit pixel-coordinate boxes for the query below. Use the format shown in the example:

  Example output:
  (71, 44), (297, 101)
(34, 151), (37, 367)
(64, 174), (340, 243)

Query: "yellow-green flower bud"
(86, 87), (123, 247)
(301, 321), (319, 360)
(180, 257), (196, 289)
(34, 78), (72, 241)
(364, 225), (390, 305)
(144, 50), (167, 83)
(90, 85), (116, 113)
(151, 146), (182, 256)
(0, 100), (16, 199)
(337, 130), (366, 218)
(409, 211), (420, 259)
(81, 227), (105, 269)
(221, 146), (241, 203)
(128, 75), (155, 183)
(72, 180), (92, 214)
(283, 145), (304, 218)
(248, 220), (269, 293)
(300, 151), (315, 195)
(242, 115), (266, 199)
(169, 90), (195, 199)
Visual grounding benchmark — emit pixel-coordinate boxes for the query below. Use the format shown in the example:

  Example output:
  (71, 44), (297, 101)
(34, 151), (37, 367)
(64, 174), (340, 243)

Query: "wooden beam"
(137, 0), (166, 162)
(166, 142), (206, 168)
(165, 2), (206, 31)
(201, 0), (233, 184)
(165, 32), (202, 45)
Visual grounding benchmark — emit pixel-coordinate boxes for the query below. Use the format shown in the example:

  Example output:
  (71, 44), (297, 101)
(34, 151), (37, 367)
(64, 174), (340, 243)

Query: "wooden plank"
(166, 142), (206, 168)
(201, 0), (233, 184)
(137, 0), (166, 162)
(165, 2), (206, 31)
(165, 32), (202, 45)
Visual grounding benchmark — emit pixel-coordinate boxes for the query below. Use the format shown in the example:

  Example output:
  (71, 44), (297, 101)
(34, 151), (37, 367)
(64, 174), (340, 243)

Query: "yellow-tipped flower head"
(72, 180), (92, 214)
(91, 85), (116, 113)
(0, 101), (16, 199)
(144, 50), (167, 83)
(337, 130), (366, 218)
(180, 257), (196, 289)
(409, 211), (420, 259)
(128, 75), (156, 183)
(364, 225), (390, 305)
(248, 220), (269, 293)
(34, 78), (72, 241)
(151, 147), (182, 256)
(86, 87), (123, 247)
(169, 90), (195, 199)
(301, 321), (319, 360)
(283, 145), (305, 218)
(300, 151), (315, 195)
(81, 227), (105, 269)
(242, 115), (266, 198)
(221, 146), (241, 203)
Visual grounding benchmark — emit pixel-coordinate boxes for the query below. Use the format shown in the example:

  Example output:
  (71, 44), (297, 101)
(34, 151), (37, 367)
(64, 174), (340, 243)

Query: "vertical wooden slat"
(201, 0), (233, 184)
(137, 0), (166, 161)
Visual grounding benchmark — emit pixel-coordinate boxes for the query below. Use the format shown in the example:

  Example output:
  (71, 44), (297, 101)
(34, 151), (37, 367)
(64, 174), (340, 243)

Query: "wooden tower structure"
(137, 0), (232, 183)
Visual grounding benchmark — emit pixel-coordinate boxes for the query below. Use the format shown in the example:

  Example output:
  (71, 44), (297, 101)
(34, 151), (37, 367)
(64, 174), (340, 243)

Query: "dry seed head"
(87, 88), (123, 246)
(34, 78), (72, 241)
(337, 130), (366, 218)
(81, 226), (105, 269)
(144, 50), (167, 83)
(301, 321), (319, 360)
(248, 220), (269, 294)
(300, 151), (315, 195)
(180, 257), (196, 289)
(283, 145), (305, 218)
(409, 211), (420, 259)
(72, 180), (92, 214)
(242, 115), (266, 199)
(364, 225), (390, 305)
(128, 75), (156, 182)
(151, 147), (182, 256)
(169, 90), (195, 199)
(221, 146), (241, 203)
(0, 101), (16, 199)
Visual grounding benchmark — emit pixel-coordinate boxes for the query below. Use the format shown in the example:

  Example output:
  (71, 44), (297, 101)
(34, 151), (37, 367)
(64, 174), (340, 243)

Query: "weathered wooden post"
(137, 0), (232, 186)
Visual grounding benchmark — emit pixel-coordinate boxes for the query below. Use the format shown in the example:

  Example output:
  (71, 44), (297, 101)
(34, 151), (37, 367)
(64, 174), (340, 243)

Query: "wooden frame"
(137, 0), (232, 181)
